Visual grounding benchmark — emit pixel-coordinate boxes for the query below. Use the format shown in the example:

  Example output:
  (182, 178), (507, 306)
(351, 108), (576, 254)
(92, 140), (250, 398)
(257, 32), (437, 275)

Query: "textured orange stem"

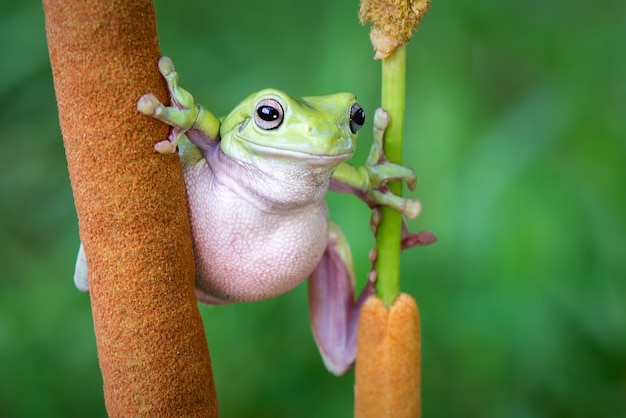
(355, 294), (421, 418)
(44, 0), (218, 416)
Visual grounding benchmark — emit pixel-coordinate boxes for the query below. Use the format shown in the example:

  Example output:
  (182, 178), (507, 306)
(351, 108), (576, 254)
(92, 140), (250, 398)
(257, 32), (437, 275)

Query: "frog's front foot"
(363, 108), (423, 218)
(137, 56), (212, 153)
(332, 108), (422, 218)
(137, 93), (185, 153)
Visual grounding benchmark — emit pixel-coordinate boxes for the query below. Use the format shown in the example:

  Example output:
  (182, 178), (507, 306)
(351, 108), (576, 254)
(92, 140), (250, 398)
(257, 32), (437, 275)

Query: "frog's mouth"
(232, 135), (355, 166)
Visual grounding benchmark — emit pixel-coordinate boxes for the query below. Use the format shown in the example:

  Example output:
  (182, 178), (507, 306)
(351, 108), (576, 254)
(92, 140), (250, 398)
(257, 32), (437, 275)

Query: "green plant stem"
(375, 45), (406, 307)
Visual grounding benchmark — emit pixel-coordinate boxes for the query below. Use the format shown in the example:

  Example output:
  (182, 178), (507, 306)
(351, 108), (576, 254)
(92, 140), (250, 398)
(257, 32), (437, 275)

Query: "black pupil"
(352, 107), (365, 126)
(258, 105), (280, 122)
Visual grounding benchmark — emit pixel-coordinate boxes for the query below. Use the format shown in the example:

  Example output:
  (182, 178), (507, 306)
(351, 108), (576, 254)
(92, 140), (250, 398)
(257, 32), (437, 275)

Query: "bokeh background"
(1, 0), (625, 416)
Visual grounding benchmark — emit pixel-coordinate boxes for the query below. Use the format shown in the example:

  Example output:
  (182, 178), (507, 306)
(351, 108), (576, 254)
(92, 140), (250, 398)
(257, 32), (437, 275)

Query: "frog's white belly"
(184, 159), (330, 304)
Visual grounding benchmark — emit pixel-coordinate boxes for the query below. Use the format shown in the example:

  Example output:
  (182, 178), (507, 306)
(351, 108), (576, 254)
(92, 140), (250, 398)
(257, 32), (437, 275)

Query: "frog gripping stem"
(330, 107), (423, 220)
(137, 57), (200, 154)
(138, 56), (220, 154)
(365, 108), (422, 219)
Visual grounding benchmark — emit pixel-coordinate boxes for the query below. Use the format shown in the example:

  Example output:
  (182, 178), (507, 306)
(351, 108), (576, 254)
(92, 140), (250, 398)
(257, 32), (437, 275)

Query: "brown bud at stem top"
(359, 0), (431, 59)
(354, 293), (421, 418)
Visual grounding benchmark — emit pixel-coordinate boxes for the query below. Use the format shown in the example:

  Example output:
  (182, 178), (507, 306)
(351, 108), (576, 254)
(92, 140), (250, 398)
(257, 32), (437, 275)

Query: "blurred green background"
(1, 0), (625, 416)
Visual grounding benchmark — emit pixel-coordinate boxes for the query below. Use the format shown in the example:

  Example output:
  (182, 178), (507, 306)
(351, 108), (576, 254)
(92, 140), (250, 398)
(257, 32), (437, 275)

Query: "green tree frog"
(74, 57), (434, 375)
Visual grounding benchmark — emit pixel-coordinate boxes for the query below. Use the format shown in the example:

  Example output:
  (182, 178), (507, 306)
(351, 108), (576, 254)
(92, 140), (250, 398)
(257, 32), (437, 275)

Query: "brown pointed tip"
(359, 0), (431, 59)
(355, 293), (421, 418)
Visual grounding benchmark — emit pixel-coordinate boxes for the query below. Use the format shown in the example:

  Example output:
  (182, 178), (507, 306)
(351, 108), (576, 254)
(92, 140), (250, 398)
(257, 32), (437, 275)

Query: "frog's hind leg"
(307, 222), (375, 376)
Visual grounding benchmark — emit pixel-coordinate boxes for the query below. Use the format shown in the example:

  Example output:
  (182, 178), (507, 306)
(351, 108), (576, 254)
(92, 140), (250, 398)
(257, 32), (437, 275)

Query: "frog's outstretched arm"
(330, 108), (421, 219)
(137, 56), (221, 156)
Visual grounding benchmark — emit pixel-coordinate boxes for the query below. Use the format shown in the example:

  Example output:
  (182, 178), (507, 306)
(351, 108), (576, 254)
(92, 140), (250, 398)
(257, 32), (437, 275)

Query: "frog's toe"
(369, 190), (422, 219)
(138, 94), (178, 125)
(137, 93), (162, 116)
(365, 107), (419, 191)
(371, 163), (417, 191)
(154, 127), (186, 154)
(398, 197), (422, 219)
(156, 56), (195, 110)
(154, 138), (178, 154)
(158, 56), (176, 78)
(138, 91), (197, 132)
(388, 164), (417, 191)
(372, 107), (390, 139)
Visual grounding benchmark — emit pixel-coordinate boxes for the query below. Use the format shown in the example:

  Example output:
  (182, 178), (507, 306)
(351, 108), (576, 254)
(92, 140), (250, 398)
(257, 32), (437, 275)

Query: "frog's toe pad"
(369, 189), (422, 219)
(154, 139), (177, 154)
(137, 94), (162, 116)
(158, 56), (176, 77)
(401, 197), (422, 219)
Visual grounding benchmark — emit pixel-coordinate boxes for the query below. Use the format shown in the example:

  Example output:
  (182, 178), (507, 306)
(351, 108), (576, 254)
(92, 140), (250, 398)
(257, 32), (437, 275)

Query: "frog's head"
(219, 89), (365, 166)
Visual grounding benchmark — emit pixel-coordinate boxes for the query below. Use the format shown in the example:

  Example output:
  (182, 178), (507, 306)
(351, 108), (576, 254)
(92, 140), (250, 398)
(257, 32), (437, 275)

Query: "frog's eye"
(254, 98), (284, 130)
(349, 103), (365, 134)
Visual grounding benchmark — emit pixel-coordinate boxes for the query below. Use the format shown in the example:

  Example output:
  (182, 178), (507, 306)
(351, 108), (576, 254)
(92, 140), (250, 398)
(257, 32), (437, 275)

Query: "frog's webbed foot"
(137, 56), (220, 154)
(369, 207), (437, 252)
(365, 108), (421, 218)
(330, 108), (421, 219)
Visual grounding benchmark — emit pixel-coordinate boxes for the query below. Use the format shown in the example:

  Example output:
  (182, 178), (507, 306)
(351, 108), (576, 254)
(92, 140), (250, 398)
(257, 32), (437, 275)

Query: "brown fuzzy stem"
(354, 294), (421, 418)
(43, 0), (218, 416)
